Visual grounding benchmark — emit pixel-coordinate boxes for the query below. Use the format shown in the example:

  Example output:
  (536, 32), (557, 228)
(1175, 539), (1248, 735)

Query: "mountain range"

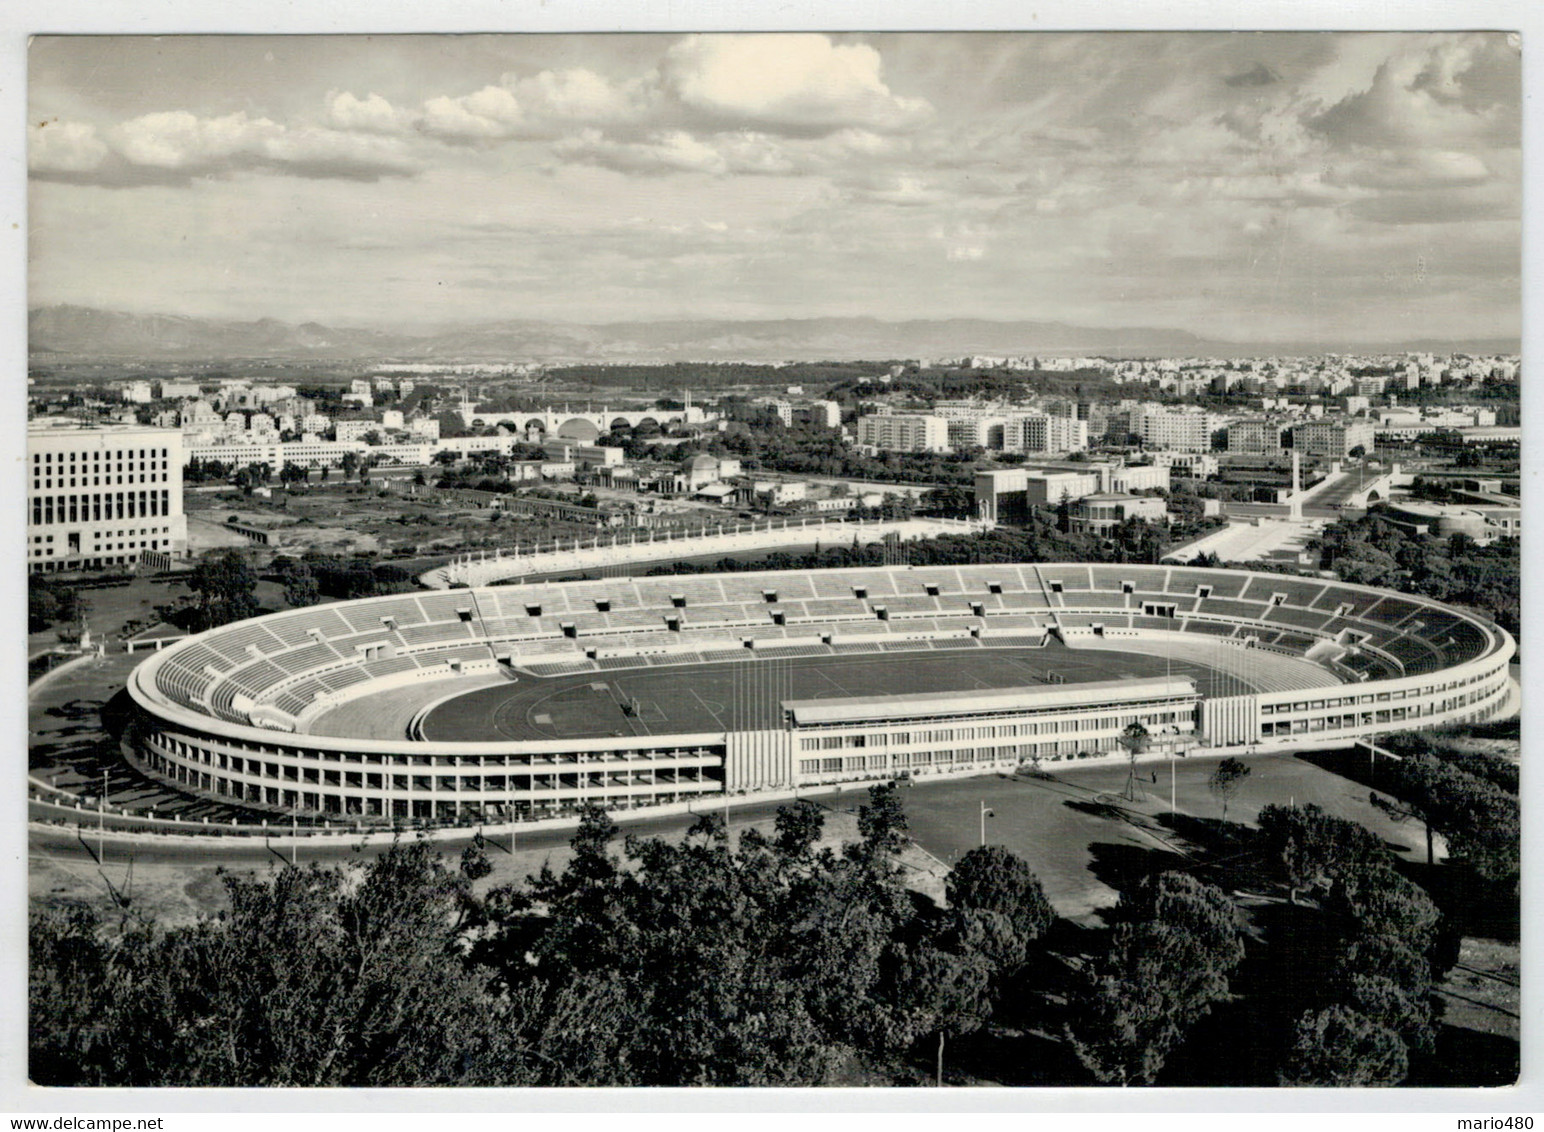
(27, 305), (1519, 364)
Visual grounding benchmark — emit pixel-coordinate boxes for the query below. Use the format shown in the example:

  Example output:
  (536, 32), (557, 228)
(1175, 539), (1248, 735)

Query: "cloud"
(1330, 149), (1490, 191)
(1345, 184), (1517, 226)
(31, 109), (423, 186)
(1224, 63), (1281, 88)
(659, 34), (932, 135)
(847, 174), (943, 206)
(552, 129), (730, 175)
(419, 68), (647, 142)
(326, 91), (415, 135)
(1309, 34), (1520, 149)
(29, 119), (109, 174)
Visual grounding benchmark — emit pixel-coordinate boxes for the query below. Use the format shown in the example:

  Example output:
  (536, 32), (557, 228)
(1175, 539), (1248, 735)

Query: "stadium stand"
(127, 562), (1516, 826)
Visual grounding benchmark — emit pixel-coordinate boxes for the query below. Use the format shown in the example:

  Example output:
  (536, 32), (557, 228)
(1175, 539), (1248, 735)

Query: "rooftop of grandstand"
(784, 676), (1197, 727)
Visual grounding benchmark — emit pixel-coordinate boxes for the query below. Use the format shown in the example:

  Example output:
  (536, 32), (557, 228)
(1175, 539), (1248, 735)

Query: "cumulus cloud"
(327, 91), (416, 135)
(29, 119), (109, 174)
(420, 68), (648, 142)
(659, 34), (932, 136)
(30, 109), (423, 186)
(1310, 34), (1520, 149)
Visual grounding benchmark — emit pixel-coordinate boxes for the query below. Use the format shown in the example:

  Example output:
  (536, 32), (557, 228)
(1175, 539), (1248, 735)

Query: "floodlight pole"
(979, 801), (988, 847)
(100, 768), (107, 864)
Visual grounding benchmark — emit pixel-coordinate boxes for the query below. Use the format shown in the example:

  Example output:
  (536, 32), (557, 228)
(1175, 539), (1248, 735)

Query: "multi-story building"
(946, 417), (1006, 451)
(334, 420), (378, 443)
(27, 422), (187, 573)
(1138, 405), (1213, 453)
(1227, 418), (1290, 456)
(775, 400), (842, 428)
(856, 413), (949, 453)
(183, 437), (367, 469)
(1005, 413), (1088, 454)
(159, 381), (203, 400)
(121, 381), (154, 404)
(1291, 418), (1376, 458)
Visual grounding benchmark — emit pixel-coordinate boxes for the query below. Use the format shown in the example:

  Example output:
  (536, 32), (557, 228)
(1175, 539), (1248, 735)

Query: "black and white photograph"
(17, 17), (1527, 1105)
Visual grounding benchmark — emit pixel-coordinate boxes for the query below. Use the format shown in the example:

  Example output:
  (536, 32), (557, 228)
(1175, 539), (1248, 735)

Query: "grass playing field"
(417, 640), (1260, 742)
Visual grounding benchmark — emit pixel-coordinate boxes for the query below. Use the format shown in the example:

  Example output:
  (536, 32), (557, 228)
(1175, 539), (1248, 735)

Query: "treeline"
(546, 361), (900, 391)
(1311, 512), (1519, 639)
(605, 422), (981, 486)
(1257, 804), (1447, 1085)
(29, 581), (83, 635)
(272, 553), (416, 606)
(30, 788), (1057, 1087)
(29, 761), (1516, 1087)
(1369, 733), (1519, 887)
(826, 367), (1117, 405)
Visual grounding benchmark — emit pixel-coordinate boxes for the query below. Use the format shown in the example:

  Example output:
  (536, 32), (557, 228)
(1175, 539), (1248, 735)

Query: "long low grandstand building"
(125, 562), (1517, 825)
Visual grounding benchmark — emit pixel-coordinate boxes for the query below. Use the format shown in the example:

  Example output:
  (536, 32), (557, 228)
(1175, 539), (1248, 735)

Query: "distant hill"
(27, 305), (1519, 363)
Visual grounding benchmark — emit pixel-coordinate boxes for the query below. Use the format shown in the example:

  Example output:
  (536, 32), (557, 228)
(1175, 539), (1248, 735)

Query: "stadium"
(125, 563), (1518, 825)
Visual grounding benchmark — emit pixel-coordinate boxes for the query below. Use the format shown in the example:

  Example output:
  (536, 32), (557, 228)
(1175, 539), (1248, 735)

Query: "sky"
(27, 32), (1522, 345)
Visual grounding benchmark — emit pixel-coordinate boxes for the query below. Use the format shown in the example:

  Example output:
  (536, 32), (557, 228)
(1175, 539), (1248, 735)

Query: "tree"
(947, 845), (1053, 954)
(281, 564), (322, 609)
(188, 549), (260, 630)
(855, 781), (909, 859)
(1343, 974), (1435, 1058)
(773, 799), (826, 857)
(30, 843), (516, 1087)
(1119, 721), (1150, 800)
(1208, 757), (1251, 821)
(1370, 752), (1518, 884)
(1256, 804), (1391, 904)
(1065, 873), (1244, 1086)
(1277, 1005), (1408, 1087)
(460, 836), (493, 882)
(29, 583), (78, 634)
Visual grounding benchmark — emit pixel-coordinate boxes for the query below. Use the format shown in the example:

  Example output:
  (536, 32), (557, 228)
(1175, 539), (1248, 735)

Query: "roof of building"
(783, 676), (1197, 726)
(125, 622), (189, 645)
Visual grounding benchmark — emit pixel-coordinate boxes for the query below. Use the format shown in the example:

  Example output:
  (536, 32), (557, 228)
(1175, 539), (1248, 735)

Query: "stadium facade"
(125, 563), (1516, 824)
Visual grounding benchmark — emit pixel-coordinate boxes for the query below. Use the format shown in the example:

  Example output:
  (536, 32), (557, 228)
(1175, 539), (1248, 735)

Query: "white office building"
(28, 422), (187, 573)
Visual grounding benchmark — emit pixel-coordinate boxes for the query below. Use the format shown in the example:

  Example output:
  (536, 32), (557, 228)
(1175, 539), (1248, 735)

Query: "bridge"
(459, 405), (715, 442)
(1336, 464), (1414, 511)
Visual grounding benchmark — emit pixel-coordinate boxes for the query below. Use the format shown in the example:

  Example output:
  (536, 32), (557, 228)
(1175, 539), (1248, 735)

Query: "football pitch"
(417, 641), (1255, 742)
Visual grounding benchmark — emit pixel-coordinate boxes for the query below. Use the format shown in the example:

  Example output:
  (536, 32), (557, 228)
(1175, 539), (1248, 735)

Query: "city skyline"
(29, 32), (1522, 346)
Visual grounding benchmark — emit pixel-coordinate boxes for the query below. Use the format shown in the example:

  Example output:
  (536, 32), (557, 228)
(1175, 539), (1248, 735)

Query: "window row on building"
(32, 489), (172, 526)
